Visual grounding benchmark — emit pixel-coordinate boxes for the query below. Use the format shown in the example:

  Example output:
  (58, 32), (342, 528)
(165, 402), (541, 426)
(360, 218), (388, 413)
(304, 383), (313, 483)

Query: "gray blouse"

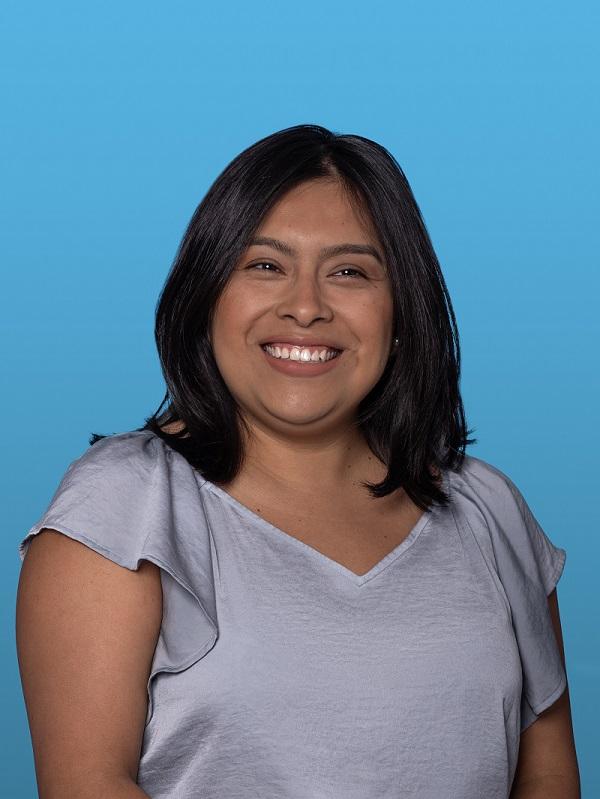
(18, 430), (567, 798)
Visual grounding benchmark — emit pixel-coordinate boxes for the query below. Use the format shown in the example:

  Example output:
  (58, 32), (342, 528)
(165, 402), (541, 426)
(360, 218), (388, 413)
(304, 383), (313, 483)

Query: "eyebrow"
(248, 236), (384, 266)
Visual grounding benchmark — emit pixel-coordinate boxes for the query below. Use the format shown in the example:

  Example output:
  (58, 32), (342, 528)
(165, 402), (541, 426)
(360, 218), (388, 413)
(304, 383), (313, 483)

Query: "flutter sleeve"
(18, 430), (219, 725)
(497, 470), (567, 731)
(456, 456), (568, 733)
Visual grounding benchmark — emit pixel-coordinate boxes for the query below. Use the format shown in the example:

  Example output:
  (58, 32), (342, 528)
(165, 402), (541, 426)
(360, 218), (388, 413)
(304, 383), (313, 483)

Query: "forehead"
(256, 179), (380, 244)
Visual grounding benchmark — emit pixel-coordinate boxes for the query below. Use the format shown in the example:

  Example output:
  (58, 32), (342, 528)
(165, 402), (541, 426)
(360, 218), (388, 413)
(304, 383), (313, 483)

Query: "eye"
(247, 261), (281, 273)
(332, 267), (367, 279)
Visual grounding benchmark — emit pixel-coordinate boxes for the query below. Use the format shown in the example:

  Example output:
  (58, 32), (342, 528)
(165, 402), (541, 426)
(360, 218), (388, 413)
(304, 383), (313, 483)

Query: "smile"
(260, 343), (344, 376)
(262, 344), (341, 362)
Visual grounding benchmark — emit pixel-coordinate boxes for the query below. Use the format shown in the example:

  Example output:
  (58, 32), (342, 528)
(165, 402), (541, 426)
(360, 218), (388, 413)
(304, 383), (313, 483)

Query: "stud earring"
(393, 337), (399, 347)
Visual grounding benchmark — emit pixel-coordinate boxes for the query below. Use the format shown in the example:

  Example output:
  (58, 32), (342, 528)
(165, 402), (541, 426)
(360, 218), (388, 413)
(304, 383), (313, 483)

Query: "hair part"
(91, 123), (476, 510)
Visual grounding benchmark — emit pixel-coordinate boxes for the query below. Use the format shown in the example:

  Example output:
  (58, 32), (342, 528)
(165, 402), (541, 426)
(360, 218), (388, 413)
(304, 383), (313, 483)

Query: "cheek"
(210, 289), (264, 388)
(356, 298), (393, 344)
(212, 287), (252, 344)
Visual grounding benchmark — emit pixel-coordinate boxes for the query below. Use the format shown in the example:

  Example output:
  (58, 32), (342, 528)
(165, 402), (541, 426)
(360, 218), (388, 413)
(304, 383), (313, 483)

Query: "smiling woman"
(143, 124), (468, 507)
(16, 124), (579, 799)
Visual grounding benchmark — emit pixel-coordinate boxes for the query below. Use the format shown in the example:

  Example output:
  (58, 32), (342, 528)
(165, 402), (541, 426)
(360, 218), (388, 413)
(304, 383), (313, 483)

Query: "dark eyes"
(247, 262), (367, 279)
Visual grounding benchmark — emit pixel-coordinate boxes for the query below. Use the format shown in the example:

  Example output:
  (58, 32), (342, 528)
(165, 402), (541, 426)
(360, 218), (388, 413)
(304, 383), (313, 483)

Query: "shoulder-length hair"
(93, 123), (475, 510)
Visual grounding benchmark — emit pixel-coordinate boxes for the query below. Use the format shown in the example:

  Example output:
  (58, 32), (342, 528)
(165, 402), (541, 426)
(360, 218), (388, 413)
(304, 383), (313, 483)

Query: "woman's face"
(210, 178), (394, 440)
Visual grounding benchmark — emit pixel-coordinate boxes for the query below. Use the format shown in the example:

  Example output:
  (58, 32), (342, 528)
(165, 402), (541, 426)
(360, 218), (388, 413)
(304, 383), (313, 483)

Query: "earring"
(393, 337), (399, 347)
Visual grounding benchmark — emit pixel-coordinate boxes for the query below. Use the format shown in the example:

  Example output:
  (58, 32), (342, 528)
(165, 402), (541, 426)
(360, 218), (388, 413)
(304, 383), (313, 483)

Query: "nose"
(275, 271), (334, 326)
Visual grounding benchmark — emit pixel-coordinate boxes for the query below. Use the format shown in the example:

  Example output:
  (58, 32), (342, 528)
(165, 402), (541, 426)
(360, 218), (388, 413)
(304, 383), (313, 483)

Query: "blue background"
(2, 1), (598, 795)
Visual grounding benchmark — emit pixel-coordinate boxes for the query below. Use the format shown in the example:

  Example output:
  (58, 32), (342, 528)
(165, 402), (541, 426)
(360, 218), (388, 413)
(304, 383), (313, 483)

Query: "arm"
(16, 529), (163, 799)
(509, 588), (581, 799)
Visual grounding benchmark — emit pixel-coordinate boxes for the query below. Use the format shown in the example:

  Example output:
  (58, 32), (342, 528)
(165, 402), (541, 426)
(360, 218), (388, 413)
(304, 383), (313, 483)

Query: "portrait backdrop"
(2, 1), (598, 796)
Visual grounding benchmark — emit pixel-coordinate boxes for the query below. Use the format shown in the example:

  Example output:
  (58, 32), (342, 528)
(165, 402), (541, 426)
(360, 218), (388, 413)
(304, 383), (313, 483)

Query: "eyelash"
(247, 262), (367, 279)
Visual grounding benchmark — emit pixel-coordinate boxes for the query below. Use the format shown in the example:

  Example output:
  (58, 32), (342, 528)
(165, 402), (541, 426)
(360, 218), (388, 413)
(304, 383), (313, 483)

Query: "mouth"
(259, 342), (344, 376)
(261, 343), (343, 363)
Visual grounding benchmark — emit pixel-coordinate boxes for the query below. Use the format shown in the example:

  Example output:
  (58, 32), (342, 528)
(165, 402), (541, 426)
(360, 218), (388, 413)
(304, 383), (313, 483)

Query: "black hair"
(92, 123), (476, 510)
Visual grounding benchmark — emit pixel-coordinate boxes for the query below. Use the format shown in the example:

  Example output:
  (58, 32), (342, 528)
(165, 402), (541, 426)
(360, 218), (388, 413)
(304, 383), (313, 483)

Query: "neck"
(234, 418), (387, 499)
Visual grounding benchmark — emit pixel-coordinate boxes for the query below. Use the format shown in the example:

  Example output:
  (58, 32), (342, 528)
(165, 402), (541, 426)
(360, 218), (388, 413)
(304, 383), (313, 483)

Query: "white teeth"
(263, 344), (340, 362)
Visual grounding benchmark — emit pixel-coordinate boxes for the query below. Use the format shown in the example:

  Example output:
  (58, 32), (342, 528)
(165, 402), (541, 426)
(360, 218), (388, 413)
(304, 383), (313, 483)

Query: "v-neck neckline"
(200, 474), (449, 587)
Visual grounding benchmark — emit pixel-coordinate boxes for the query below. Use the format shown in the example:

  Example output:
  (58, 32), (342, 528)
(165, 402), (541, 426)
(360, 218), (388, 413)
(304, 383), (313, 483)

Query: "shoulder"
(448, 453), (551, 555)
(450, 452), (566, 587)
(70, 429), (164, 474)
(61, 428), (204, 519)
(449, 452), (525, 511)
(59, 429), (194, 497)
(19, 430), (195, 568)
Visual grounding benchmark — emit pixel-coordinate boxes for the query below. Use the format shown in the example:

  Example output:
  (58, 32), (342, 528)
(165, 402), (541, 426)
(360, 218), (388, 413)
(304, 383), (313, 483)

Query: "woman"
(16, 124), (580, 798)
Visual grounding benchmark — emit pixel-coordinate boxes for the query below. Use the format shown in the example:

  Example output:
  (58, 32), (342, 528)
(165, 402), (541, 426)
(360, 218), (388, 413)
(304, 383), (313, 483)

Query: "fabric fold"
(450, 455), (567, 732)
(19, 430), (219, 725)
